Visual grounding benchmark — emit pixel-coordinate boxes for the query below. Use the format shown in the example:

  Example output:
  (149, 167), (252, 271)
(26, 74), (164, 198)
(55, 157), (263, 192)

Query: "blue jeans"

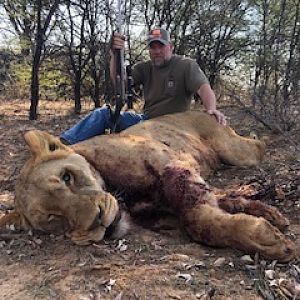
(61, 107), (148, 144)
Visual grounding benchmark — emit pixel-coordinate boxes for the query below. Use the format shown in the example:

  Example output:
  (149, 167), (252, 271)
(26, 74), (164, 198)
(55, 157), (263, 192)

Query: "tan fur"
(0, 111), (296, 261)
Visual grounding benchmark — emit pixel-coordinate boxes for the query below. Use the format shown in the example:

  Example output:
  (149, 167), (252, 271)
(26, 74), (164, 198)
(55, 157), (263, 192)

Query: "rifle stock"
(126, 65), (133, 110)
(112, 47), (125, 132)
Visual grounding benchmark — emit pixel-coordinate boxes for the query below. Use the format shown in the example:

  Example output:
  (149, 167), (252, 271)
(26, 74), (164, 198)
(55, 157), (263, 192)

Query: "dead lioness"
(0, 111), (296, 262)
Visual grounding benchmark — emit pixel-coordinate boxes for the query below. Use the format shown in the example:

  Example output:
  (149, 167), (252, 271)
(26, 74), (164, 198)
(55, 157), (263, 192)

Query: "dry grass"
(0, 99), (299, 300)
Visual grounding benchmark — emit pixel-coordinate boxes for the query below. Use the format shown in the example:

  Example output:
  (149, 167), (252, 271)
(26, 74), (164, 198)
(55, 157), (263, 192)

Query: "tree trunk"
(29, 54), (41, 120)
(74, 72), (81, 114)
(94, 76), (101, 108)
(29, 0), (61, 120)
(29, 0), (43, 121)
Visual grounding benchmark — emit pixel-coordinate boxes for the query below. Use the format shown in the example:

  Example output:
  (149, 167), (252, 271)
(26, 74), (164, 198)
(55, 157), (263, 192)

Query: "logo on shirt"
(167, 79), (174, 88)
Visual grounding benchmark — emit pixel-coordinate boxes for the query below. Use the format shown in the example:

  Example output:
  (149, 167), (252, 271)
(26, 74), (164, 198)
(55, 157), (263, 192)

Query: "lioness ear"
(24, 130), (72, 157)
(249, 131), (258, 140)
(261, 135), (270, 144)
(0, 211), (27, 230)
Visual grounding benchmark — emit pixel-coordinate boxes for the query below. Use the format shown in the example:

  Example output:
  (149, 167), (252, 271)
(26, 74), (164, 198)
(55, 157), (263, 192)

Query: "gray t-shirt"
(132, 55), (209, 118)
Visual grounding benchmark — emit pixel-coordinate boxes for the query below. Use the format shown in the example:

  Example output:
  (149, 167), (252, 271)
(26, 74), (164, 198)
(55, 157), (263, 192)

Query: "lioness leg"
(161, 165), (295, 262)
(217, 197), (289, 232)
(182, 204), (295, 262)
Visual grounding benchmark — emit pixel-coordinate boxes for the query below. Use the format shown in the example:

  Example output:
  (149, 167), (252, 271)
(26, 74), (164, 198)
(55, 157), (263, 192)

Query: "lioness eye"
(62, 172), (72, 185)
(49, 144), (56, 151)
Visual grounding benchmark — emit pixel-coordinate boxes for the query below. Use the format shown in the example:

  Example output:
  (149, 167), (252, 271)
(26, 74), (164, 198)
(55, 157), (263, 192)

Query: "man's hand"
(109, 33), (126, 84)
(111, 32), (125, 51)
(206, 109), (227, 126)
(197, 84), (227, 126)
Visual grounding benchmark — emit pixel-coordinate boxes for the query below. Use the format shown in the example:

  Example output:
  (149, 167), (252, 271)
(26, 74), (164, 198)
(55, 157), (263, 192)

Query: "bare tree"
(1, 0), (35, 56)
(86, 0), (111, 108)
(29, 0), (61, 120)
(252, 0), (300, 130)
(59, 0), (93, 113)
(1, 0), (298, 132)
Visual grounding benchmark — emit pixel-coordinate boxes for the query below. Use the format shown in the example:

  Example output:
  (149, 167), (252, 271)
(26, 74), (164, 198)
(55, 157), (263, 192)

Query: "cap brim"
(148, 38), (169, 46)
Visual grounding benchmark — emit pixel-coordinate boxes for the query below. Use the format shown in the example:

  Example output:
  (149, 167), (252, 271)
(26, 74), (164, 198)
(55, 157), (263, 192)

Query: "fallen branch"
(0, 233), (25, 241)
(226, 91), (300, 152)
(227, 91), (276, 131)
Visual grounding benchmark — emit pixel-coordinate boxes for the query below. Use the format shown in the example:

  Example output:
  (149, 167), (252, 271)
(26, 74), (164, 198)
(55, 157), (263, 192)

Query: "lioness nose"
(88, 212), (102, 231)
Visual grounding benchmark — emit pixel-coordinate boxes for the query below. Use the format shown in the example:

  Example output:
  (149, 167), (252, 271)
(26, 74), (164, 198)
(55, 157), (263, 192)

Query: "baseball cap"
(147, 28), (171, 46)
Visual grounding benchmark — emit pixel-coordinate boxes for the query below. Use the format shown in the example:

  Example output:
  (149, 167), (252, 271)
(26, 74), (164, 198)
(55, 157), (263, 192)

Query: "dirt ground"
(0, 99), (299, 300)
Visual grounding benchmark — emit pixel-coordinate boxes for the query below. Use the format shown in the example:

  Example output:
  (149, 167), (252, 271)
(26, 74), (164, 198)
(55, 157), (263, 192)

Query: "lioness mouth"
(88, 211), (102, 231)
(44, 214), (69, 233)
(104, 209), (123, 238)
(88, 206), (123, 237)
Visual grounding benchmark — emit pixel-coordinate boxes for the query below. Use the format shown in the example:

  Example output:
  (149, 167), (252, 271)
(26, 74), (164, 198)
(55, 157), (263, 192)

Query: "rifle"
(110, 34), (126, 132)
(126, 65), (133, 110)
(110, 0), (131, 132)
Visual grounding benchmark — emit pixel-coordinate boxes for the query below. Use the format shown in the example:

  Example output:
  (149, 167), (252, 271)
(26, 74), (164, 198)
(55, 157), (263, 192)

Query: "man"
(61, 28), (226, 145)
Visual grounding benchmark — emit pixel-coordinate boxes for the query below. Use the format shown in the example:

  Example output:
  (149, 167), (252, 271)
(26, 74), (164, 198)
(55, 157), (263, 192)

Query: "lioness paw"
(69, 226), (106, 245)
(262, 206), (290, 232)
(252, 218), (296, 262)
(98, 193), (119, 228)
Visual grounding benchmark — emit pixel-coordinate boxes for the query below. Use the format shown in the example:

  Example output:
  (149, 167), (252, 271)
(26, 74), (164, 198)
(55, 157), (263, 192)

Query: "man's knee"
(92, 107), (111, 120)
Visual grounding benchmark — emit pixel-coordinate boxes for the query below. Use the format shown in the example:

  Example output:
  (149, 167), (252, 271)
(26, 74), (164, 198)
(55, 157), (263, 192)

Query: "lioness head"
(3, 130), (124, 245)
